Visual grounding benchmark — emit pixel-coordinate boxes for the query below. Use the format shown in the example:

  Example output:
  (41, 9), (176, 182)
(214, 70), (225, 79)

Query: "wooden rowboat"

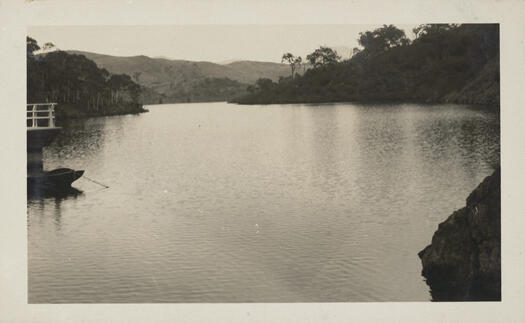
(28, 168), (84, 196)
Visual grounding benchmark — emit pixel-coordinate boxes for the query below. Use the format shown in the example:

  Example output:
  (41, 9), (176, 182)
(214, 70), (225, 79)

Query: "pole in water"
(82, 175), (109, 188)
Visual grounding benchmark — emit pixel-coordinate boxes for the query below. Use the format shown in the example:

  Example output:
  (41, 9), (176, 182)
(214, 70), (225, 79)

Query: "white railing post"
(32, 104), (36, 128)
(49, 104), (54, 128)
(27, 103), (57, 128)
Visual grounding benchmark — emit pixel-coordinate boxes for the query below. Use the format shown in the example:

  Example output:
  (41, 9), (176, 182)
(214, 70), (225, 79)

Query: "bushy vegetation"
(27, 37), (147, 119)
(232, 24), (499, 107)
(159, 77), (249, 103)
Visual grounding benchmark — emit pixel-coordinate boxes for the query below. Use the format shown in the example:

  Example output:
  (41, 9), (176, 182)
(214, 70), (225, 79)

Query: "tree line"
(233, 24), (500, 107)
(27, 37), (146, 119)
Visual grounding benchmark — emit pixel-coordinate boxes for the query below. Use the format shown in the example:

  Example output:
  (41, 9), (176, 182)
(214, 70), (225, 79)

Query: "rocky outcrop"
(419, 168), (501, 301)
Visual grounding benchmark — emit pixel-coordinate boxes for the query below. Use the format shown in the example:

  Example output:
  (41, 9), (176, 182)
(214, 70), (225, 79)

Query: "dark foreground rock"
(419, 168), (501, 301)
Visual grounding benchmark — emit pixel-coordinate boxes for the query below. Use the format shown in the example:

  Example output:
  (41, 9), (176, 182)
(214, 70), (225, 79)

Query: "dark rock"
(419, 168), (501, 301)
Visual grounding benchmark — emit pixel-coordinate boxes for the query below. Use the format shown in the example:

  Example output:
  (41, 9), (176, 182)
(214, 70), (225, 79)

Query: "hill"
(232, 24), (499, 108)
(67, 51), (290, 103)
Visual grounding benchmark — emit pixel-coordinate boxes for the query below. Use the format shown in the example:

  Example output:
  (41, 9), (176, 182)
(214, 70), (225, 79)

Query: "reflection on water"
(28, 188), (83, 232)
(28, 187), (83, 200)
(28, 102), (499, 303)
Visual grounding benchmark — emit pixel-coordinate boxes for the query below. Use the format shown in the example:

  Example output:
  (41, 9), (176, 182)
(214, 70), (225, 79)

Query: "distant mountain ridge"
(66, 51), (291, 103)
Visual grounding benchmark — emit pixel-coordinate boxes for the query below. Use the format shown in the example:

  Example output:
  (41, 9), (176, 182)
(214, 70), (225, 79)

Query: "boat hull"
(28, 168), (84, 196)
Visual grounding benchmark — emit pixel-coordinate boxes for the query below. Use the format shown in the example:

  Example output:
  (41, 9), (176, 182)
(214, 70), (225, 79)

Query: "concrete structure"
(27, 103), (60, 173)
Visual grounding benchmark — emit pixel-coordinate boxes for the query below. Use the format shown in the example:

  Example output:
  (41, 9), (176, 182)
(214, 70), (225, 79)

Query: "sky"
(28, 24), (418, 63)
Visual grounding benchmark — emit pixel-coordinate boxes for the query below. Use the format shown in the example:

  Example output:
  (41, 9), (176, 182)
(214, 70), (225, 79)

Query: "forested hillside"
(232, 24), (499, 107)
(27, 37), (146, 119)
(67, 51), (289, 103)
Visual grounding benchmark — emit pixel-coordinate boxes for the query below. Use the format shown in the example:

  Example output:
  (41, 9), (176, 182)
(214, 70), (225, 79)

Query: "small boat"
(27, 103), (84, 196)
(28, 168), (84, 194)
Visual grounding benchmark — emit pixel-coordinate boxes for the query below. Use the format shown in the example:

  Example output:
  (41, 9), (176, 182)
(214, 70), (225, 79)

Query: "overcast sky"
(28, 25), (418, 63)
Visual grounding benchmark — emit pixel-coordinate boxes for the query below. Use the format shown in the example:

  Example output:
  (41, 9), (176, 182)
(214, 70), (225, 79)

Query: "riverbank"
(230, 97), (499, 110)
(230, 58), (499, 108)
(55, 103), (148, 120)
(419, 167), (501, 301)
(229, 78), (500, 108)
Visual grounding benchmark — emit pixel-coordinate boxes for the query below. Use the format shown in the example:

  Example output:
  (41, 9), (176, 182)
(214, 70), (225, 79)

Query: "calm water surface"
(28, 102), (500, 302)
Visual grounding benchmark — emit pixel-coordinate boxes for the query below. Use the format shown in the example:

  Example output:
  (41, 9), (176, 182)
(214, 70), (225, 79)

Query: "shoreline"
(143, 99), (500, 111)
(55, 106), (149, 121)
(229, 97), (500, 110)
(229, 98), (500, 111)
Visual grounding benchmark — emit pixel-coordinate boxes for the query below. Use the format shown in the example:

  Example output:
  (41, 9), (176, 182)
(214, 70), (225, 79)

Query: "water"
(28, 102), (500, 303)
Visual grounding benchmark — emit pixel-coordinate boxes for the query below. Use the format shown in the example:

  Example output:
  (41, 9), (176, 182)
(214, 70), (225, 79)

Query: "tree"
(412, 24), (459, 40)
(378, 25), (409, 48)
(27, 36), (40, 57)
(357, 25), (409, 56)
(133, 71), (142, 83)
(43, 42), (56, 51)
(281, 53), (303, 78)
(306, 46), (341, 68)
(255, 78), (274, 91)
(247, 84), (256, 93)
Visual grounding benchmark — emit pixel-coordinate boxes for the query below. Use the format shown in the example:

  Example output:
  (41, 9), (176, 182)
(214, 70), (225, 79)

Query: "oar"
(82, 175), (109, 189)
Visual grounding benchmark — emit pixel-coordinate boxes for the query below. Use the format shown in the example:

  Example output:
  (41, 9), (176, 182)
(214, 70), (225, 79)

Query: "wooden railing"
(27, 103), (57, 128)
